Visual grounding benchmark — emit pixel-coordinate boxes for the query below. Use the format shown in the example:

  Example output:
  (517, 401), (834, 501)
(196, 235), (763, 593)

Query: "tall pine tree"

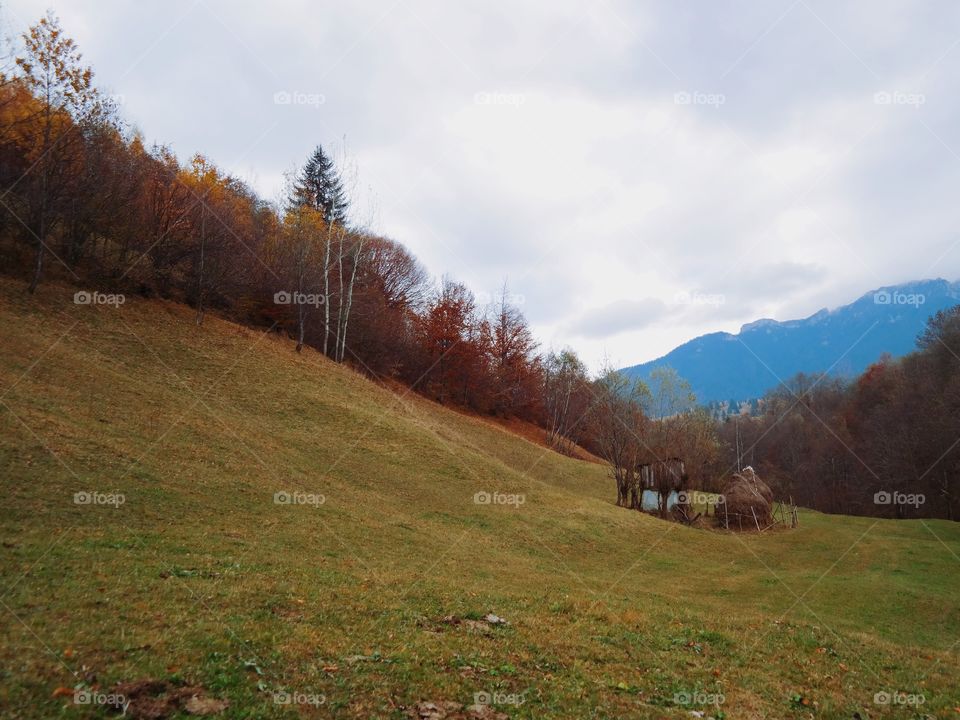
(292, 144), (349, 225)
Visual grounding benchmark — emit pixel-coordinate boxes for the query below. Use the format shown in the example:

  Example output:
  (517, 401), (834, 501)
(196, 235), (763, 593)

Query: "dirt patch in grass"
(109, 679), (228, 718)
(419, 613), (511, 635)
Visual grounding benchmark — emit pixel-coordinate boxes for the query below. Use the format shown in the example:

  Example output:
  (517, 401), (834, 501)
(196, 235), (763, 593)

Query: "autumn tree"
(288, 144), (360, 358)
(344, 235), (428, 376)
(142, 145), (193, 295)
(182, 153), (239, 325)
(279, 203), (326, 351)
(419, 278), (485, 406)
(638, 367), (696, 516)
(591, 368), (649, 508)
(488, 285), (540, 417)
(13, 11), (98, 292)
(676, 408), (725, 492)
(333, 229), (368, 362)
(61, 109), (137, 271)
(543, 349), (591, 453)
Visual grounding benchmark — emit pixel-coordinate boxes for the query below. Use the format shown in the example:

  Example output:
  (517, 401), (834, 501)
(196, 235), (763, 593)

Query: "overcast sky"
(5, 0), (960, 370)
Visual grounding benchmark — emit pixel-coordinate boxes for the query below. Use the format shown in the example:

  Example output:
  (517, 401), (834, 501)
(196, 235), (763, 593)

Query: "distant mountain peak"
(740, 318), (778, 333)
(622, 278), (960, 404)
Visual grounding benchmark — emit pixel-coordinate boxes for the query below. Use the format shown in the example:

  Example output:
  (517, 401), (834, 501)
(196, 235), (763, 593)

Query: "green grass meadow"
(1, 278), (958, 718)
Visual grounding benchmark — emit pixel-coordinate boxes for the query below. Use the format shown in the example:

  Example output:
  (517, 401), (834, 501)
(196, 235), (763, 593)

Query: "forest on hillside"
(2, 12), (957, 521)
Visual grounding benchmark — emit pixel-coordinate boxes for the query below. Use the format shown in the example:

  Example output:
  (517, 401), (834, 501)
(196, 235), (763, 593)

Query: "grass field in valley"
(0, 276), (958, 719)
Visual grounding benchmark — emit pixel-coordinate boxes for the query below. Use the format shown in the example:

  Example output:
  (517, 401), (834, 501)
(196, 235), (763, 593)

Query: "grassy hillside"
(1, 277), (958, 719)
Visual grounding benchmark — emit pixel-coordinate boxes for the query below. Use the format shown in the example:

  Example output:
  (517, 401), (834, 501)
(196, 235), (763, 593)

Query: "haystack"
(720, 466), (773, 530)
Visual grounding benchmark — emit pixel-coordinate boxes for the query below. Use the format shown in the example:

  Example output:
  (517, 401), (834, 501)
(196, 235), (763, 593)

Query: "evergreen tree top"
(291, 144), (349, 225)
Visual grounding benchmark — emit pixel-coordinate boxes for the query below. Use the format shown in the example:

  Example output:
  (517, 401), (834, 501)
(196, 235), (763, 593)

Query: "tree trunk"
(195, 208), (205, 326)
(28, 234), (44, 294)
(29, 101), (52, 295)
(296, 301), (305, 352)
(335, 229), (344, 360)
(338, 235), (364, 363)
(296, 234), (306, 352)
(322, 216), (333, 357)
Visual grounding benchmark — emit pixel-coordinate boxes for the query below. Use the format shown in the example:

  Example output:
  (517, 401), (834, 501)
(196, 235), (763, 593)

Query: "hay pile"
(720, 466), (773, 530)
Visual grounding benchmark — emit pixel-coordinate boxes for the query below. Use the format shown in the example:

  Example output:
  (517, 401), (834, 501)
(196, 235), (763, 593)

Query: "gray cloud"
(568, 298), (673, 338)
